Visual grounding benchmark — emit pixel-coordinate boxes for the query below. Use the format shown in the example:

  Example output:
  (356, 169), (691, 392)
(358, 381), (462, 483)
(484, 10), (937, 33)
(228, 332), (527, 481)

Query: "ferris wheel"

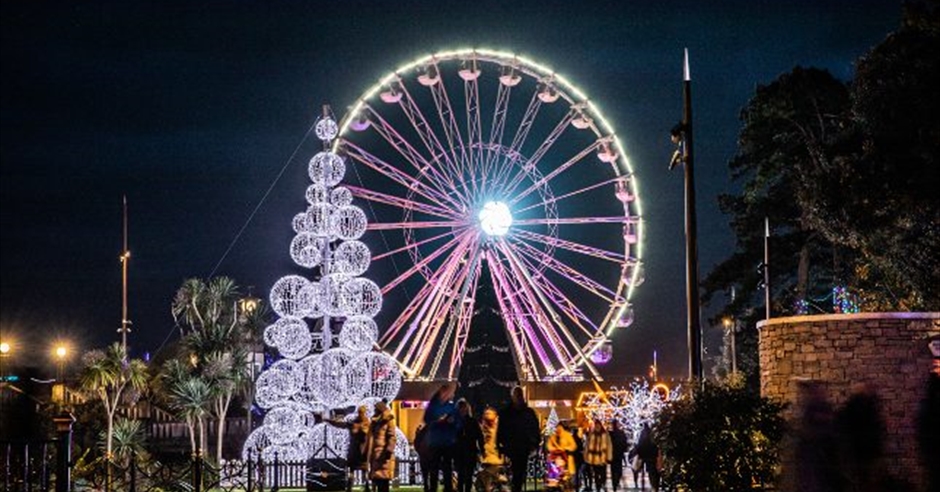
(336, 49), (644, 382)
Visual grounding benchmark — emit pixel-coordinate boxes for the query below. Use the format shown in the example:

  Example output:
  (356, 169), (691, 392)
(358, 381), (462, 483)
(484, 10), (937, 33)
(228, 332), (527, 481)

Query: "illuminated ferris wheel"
(336, 49), (644, 382)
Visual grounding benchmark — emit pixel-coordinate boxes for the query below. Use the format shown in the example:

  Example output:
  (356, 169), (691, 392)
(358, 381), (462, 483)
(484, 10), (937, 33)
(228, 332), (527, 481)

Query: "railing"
(1, 440), (59, 491)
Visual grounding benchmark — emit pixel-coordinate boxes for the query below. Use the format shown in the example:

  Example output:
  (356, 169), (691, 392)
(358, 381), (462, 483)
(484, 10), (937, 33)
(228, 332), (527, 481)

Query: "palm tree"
(169, 276), (263, 462)
(101, 418), (147, 466)
(169, 374), (212, 456)
(78, 343), (148, 459)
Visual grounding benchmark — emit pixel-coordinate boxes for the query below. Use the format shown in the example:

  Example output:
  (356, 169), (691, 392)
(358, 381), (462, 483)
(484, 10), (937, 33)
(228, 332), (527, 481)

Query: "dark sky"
(0, 0), (900, 378)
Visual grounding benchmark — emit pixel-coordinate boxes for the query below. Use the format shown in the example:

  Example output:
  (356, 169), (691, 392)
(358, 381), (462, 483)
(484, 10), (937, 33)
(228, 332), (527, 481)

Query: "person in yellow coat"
(582, 419), (612, 492)
(368, 400), (398, 492)
(547, 421), (577, 478)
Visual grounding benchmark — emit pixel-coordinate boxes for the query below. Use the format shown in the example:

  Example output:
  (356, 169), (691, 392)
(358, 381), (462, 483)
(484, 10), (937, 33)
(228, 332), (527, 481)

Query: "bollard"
(52, 412), (75, 492)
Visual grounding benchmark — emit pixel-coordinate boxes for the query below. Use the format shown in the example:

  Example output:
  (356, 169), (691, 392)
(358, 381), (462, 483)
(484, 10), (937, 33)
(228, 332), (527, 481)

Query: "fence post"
(52, 412), (75, 492)
(192, 451), (203, 492)
(273, 451), (280, 492)
(129, 453), (137, 492)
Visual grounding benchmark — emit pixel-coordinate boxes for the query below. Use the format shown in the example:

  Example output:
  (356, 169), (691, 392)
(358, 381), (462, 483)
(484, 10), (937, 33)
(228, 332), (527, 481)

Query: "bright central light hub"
(479, 201), (513, 236)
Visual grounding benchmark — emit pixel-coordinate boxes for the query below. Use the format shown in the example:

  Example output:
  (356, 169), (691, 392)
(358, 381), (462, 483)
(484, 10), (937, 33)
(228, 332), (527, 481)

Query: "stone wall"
(758, 312), (939, 489)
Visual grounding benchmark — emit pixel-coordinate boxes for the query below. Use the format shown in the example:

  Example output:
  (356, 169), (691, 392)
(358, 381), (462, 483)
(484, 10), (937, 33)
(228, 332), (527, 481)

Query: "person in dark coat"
(454, 399), (483, 492)
(607, 420), (629, 492)
(634, 423), (659, 491)
(424, 383), (459, 492)
(497, 386), (540, 492)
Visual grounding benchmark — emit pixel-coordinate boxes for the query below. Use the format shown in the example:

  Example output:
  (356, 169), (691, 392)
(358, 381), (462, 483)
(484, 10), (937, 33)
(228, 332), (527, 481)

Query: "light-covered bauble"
(309, 152), (346, 187)
(311, 320), (333, 351)
(290, 233), (325, 268)
(304, 203), (337, 238)
(315, 116), (339, 142)
(263, 317), (312, 360)
(320, 273), (351, 317)
(306, 348), (355, 408)
(254, 360), (303, 409)
(341, 278), (383, 317)
(347, 352), (402, 403)
(394, 428), (411, 459)
(306, 184), (329, 205)
(331, 240), (371, 276)
(339, 316), (379, 351)
(300, 281), (324, 318)
(310, 422), (350, 459)
(295, 354), (322, 407)
(330, 206), (368, 240)
(270, 275), (316, 318)
(330, 187), (353, 206)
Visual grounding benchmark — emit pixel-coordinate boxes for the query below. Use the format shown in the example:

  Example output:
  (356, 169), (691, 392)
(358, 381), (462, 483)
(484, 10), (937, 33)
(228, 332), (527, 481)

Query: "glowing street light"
(54, 344), (69, 381)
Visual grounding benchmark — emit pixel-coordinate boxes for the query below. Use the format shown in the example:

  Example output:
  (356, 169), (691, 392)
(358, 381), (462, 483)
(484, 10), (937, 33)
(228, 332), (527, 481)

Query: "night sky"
(0, 1), (900, 378)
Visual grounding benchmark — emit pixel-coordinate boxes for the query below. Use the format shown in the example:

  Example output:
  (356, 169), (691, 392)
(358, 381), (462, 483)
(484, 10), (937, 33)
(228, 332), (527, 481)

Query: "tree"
(78, 343), (148, 459)
(168, 276), (263, 462)
(163, 361), (212, 456)
(100, 418), (147, 467)
(655, 379), (786, 491)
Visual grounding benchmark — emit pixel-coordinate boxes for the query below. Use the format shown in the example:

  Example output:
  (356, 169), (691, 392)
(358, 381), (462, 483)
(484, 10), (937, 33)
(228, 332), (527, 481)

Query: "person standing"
(477, 407), (503, 492)
(454, 399), (482, 492)
(607, 420), (628, 492)
(497, 386), (541, 492)
(635, 423), (659, 492)
(327, 405), (371, 492)
(425, 383), (459, 492)
(583, 419), (612, 492)
(368, 400), (398, 492)
(546, 421), (577, 483)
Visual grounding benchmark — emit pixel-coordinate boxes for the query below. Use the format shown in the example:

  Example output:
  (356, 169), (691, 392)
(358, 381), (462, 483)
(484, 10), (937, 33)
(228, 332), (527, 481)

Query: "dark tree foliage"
(705, 3), (940, 371)
(655, 379), (786, 491)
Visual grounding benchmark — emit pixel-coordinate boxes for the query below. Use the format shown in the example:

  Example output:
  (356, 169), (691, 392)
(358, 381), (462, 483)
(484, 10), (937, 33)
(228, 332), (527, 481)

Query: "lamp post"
(670, 49), (703, 380)
(722, 317), (737, 376)
(55, 345), (68, 381)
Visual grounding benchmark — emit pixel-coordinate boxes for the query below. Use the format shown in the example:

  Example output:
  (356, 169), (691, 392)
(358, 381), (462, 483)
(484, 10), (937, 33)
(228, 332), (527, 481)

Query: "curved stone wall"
(758, 312), (939, 489)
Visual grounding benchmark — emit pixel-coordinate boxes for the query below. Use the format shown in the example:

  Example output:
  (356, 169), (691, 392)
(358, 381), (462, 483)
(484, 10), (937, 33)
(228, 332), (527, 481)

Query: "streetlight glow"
(56, 346), (68, 358)
(0, 342), (9, 354)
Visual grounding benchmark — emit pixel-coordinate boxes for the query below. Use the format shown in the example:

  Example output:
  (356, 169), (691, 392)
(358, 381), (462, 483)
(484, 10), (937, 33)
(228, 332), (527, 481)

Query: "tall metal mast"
(671, 49), (703, 380)
(118, 195), (132, 352)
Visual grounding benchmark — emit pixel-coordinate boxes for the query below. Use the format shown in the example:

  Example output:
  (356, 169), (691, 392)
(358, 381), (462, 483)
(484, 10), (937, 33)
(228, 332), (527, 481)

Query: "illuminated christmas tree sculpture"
(242, 108), (406, 462)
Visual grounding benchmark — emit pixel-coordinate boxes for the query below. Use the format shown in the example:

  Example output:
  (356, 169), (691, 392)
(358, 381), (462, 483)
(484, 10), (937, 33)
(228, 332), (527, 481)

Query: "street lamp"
(55, 345), (68, 381)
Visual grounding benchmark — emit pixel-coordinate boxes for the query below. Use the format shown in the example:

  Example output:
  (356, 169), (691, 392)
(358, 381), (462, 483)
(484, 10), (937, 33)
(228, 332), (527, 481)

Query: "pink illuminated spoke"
(510, 229), (624, 263)
(509, 140), (604, 206)
(372, 228), (463, 261)
(513, 216), (632, 227)
(347, 185), (463, 221)
(515, 176), (625, 214)
(380, 230), (474, 294)
(367, 220), (468, 231)
(510, 237), (617, 303)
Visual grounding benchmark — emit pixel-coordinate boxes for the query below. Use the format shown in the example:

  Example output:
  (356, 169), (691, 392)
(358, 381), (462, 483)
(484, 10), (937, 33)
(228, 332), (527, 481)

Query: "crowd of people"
(412, 383), (662, 492)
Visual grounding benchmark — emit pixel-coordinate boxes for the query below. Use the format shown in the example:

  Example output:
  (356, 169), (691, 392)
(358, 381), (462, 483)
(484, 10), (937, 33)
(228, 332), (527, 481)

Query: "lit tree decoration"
(544, 406), (559, 436)
(580, 380), (681, 442)
(243, 108), (404, 462)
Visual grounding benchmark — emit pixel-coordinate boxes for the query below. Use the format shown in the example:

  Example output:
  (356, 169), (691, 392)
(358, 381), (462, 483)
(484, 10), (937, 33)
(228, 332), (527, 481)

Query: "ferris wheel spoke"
(426, 61), (471, 190)
(367, 220), (469, 231)
(494, 239), (599, 378)
(441, 243), (483, 379)
(463, 70), (485, 187)
(386, 234), (473, 364)
(417, 246), (469, 377)
(513, 251), (601, 338)
(513, 216), (632, 227)
(510, 237), (617, 304)
(429, 244), (482, 379)
(346, 185), (463, 221)
(380, 229), (474, 294)
(515, 176), (625, 214)
(344, 139), (464, 212)
(395, 80), (475, 204)
(356, 108), (459, 199)
(483, 82), (514, 180)
(510, 139), (605, 206)
(381, 237), (468, 345)
(486, 249), (552, 378)
(372, 228), (462, 261)
(510, 229), (624, 263)
(496, 109), (576, 196)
